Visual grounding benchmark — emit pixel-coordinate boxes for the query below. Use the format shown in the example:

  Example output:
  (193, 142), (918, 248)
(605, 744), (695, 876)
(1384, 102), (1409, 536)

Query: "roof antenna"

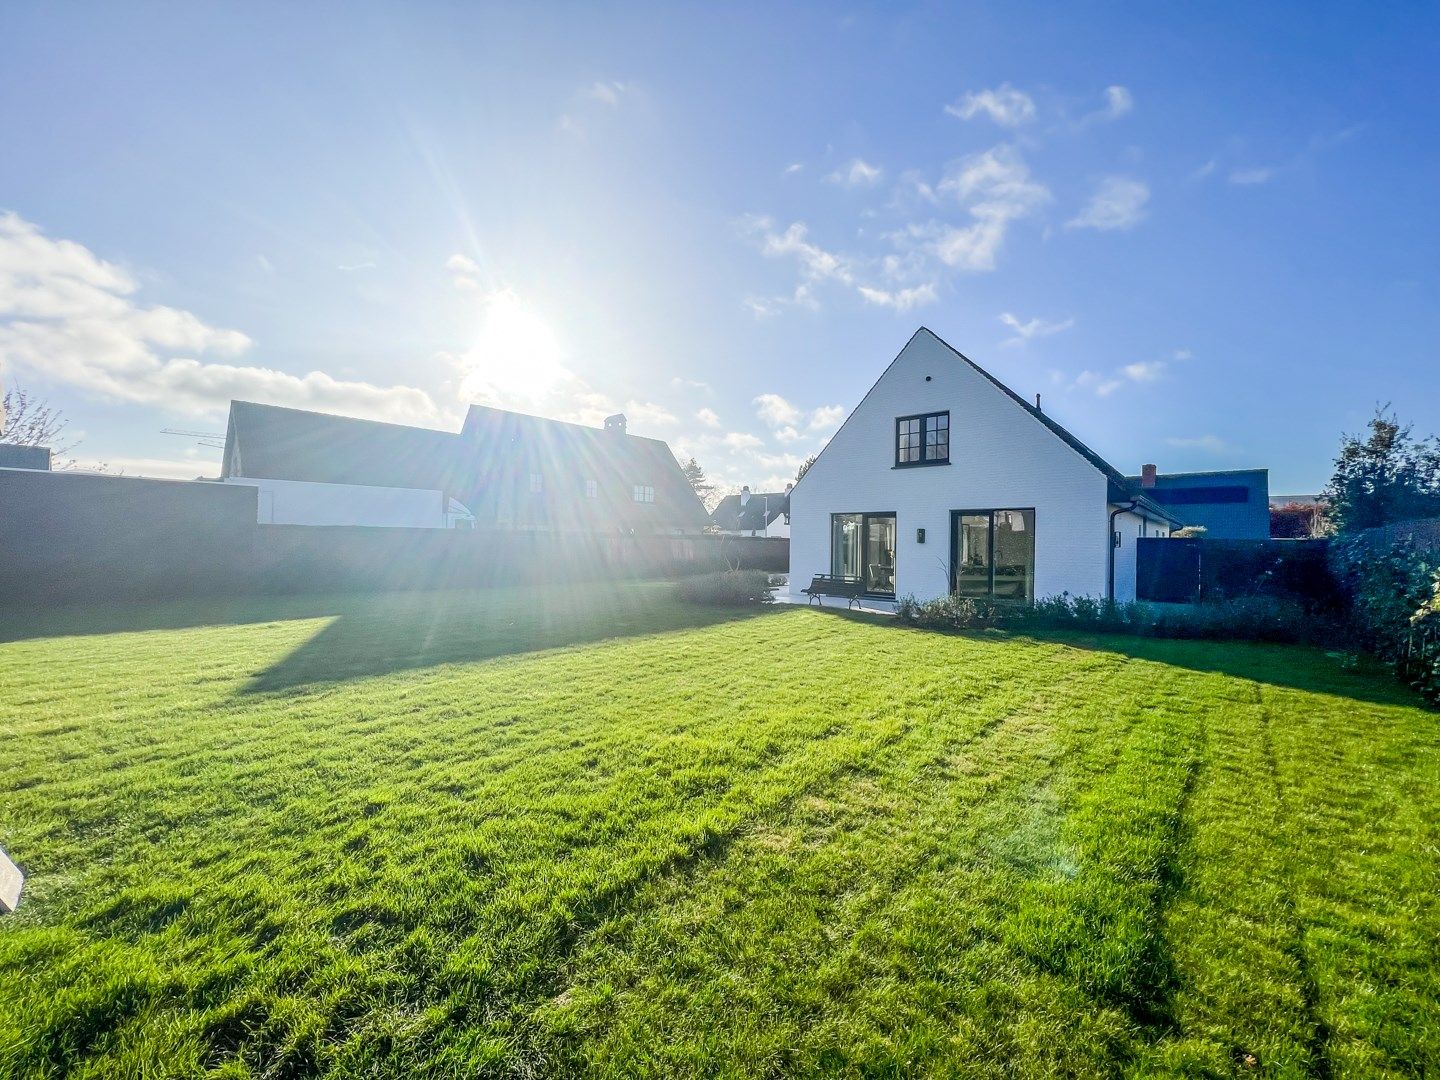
(1034, 393), (1042, 411)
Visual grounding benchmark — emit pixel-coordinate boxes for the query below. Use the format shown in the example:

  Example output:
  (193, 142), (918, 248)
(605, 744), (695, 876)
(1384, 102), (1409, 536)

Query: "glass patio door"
(953, 513), (992, 597)
(863, 513), (897, 595)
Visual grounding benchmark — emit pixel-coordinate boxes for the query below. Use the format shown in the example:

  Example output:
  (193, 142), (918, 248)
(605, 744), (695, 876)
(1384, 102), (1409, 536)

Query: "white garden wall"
(223, 476), (463, 529)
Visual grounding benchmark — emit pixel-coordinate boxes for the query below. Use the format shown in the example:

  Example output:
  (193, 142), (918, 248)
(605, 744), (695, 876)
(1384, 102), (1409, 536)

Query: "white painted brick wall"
(790, 330), (1115, 602)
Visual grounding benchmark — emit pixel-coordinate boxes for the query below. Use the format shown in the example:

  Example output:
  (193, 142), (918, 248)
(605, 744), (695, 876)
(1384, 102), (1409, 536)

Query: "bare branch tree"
(2, 386), (78, 459)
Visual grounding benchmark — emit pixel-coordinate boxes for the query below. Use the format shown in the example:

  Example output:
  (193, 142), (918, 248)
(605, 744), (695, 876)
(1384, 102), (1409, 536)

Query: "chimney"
(1141, 463), (1157, 489)
(604, 413), (627, 436)
(784, 482), (793, 494)
(739, 485), (750, 505)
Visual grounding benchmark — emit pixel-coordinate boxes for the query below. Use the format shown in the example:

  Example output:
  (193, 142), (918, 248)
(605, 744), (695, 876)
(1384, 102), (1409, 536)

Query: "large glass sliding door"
(831, 512), (897, 596)
(950, 509), (1035, 602)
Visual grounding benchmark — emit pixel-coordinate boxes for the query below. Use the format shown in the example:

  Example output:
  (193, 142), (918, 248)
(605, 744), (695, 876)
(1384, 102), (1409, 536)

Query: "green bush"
(674, 570), (775, 606)
(896, 590), (1332, 646)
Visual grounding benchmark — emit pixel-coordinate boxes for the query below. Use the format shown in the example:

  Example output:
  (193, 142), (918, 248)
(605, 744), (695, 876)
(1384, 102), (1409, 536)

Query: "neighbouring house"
(0, 443), (52, 471)
(220, 400), (709, 533)
(710, 485), (791, 537)
(1123, 465), (1271, 539)
(789, 328), (1181, 605)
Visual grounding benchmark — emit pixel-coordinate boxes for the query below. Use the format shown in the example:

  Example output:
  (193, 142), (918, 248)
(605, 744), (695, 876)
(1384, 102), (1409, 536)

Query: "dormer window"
(895, 411), (949, 467)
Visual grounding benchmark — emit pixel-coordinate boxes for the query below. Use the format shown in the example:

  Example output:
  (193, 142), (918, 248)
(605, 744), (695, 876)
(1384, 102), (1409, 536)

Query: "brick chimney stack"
(1141, 463), (1157, 489)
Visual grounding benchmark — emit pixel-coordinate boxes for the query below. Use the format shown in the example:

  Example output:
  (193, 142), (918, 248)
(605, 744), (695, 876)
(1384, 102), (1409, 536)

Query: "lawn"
(1, 583), (1437, 1078)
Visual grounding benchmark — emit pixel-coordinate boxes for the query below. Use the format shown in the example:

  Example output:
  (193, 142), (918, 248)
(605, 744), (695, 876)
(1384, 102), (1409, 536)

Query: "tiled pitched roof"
(221, 400), (710, 532)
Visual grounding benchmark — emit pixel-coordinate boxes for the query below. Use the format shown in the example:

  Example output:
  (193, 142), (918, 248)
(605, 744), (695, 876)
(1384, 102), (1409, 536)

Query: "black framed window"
(895, 412), (949, 466)
(950, 508), (1035, 602)
(633, 484), (656, 504)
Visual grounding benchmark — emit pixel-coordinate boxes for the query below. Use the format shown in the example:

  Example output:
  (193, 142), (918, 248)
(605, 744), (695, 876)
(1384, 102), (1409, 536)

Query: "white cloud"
(445, 253), (482, 276)
(1072, 347), (1189, 396)
(1067, 176), (1149, 231)
(896, 145), (1049, 272)
(1191, 159), (1218, 181)
(999, 312), (1075, 346)
(945, 84), (1036, 127)
(1075, 369), (1123, 396)
(826, 158), (883, 188)
(622, 400), (677, 429)
(1165, 434), (1231, 454)
(808, 404), (846, 432)
(857, 283), (938, 311)
(755, 221), (855, 286)
(742, 146), (1042, 310)
(70, 454), (220, 480)
(1102, 85), (1134, 119)
(774, 425), (803, 443)
(723, 431), (764, 450)
(0, 212), (444, 425)
(754, 392), (802, 427)
(1122, 360), (1164, 382)
(1229, 166), (1275, 185)
(583, 80), (629, 108)
(696, 407), (721, 428)
(782, 162), (804, 177)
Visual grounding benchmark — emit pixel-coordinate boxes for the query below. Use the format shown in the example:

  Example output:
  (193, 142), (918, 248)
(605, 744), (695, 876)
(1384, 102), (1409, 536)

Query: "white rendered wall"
(789, 329), (1113, 603)
(1111, 509), (1171, 603)
(223, 476), (449, 528)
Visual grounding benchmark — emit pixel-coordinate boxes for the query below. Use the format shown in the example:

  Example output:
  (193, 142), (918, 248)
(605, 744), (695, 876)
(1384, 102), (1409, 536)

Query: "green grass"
(1, 583), (1437, 1078)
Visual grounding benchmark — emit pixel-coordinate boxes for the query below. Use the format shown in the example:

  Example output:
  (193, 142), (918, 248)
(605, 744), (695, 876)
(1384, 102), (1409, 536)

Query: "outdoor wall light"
(916, 528), (926, 543)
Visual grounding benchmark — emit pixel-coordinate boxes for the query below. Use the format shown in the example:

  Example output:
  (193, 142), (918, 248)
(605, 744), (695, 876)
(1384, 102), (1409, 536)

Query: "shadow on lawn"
(1019, 629), (1420, 708)
(241, 583), (777, 694)
(805, 606), (1421, 709)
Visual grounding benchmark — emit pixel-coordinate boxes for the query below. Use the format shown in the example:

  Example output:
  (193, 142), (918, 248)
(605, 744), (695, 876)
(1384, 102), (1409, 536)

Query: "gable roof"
(710, 490), (789, 531)
(794, 327), (1182, 526)
(221, 399), (710, 532)
(459, 404), (710, 531)
(222, 401), (460, 492)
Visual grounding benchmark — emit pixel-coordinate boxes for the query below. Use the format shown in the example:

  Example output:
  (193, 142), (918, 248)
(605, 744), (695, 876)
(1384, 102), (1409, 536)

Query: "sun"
(458, 288), (569, 407)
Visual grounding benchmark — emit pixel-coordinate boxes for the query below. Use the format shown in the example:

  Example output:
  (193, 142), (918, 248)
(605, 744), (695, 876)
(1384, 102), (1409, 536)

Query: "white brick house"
(789, 328), (1179, 605)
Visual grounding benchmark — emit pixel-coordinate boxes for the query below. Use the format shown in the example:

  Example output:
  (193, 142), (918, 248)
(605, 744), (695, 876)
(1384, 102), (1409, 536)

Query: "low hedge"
(895, 591), (1338, 647)
(674, 570), (776, 606)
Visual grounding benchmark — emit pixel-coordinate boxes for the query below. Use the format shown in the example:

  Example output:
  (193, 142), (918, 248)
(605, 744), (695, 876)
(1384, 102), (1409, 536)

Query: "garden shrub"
(896, 589), (1332, 646)
(674, 570), (775, 606)
(1327, 531), (1440, 704)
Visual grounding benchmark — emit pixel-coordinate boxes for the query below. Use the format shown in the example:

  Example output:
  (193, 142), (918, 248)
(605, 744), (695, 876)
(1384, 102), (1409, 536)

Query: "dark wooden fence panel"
(1137, 537), (1334, 606)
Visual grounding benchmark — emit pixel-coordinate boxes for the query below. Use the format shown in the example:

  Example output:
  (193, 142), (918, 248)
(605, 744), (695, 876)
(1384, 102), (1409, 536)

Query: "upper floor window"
(895, 411), (949, 467)
(633, 484), (656, 504)
(585, 479), (599, 499)
(529, 473), (543, 493)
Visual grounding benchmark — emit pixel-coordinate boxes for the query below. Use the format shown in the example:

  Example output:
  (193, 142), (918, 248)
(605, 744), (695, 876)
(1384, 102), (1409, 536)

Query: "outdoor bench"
(801, 574), (867, 608)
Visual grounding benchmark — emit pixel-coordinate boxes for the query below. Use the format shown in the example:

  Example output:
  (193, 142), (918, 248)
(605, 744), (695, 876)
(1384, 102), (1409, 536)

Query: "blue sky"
(3, 2), (1438, 495)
